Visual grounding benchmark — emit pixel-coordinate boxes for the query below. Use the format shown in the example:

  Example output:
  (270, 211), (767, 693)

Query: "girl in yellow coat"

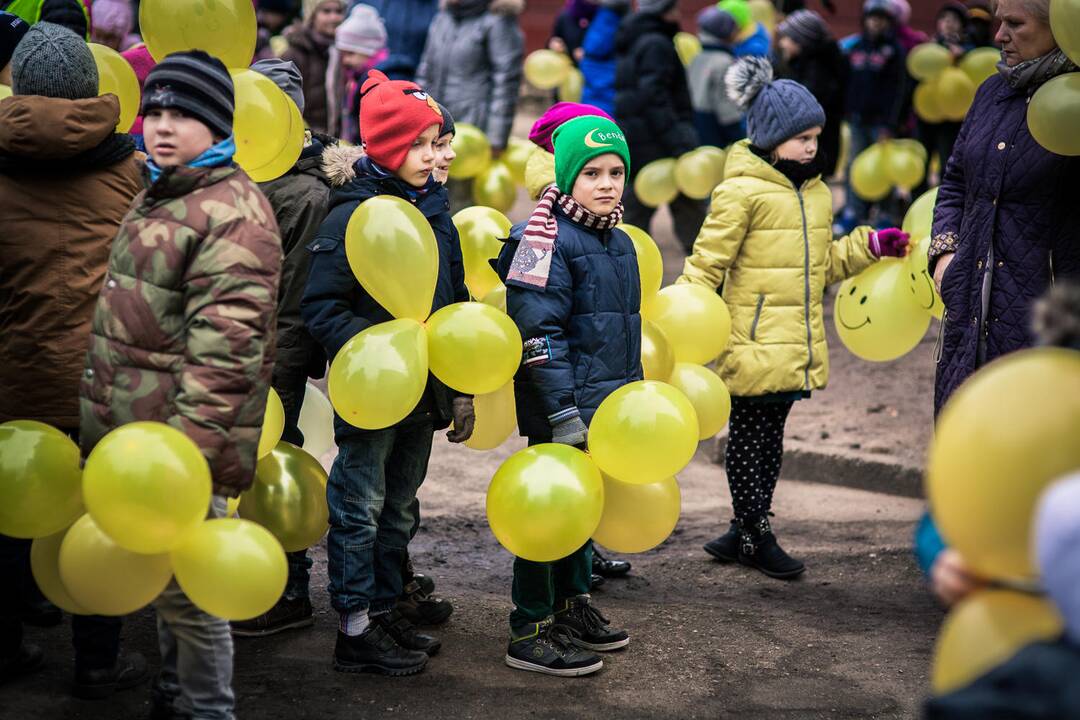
(677, 57), (910, 579)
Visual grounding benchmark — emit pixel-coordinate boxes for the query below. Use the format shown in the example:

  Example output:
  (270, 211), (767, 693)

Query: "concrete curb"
(711, 437), (925, 499)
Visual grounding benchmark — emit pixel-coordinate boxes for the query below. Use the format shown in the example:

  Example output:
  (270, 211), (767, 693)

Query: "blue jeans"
(326, 418), (434, 614)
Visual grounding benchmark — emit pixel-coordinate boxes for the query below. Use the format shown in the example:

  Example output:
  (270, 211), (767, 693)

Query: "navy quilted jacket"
(496, 210), (643, 440)
(931, 73), (1080, 416)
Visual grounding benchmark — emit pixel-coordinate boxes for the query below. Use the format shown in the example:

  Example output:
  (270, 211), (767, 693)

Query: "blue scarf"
(147, 135), (237, 184)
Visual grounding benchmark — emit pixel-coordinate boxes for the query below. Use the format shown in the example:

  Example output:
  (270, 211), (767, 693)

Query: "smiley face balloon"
(834, 259), (931, 362)
(906, 236), (943, 319)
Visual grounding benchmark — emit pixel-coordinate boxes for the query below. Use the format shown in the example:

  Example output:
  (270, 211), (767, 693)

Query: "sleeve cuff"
(547, 406), (580, 426)
(929, 232), (959, 261)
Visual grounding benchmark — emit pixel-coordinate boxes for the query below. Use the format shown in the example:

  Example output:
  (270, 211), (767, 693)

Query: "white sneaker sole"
(504, 654), (604, 677)
(572, 637), (629, 652)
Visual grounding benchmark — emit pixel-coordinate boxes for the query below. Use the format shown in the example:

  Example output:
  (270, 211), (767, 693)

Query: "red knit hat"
(360, 70), (444, 171)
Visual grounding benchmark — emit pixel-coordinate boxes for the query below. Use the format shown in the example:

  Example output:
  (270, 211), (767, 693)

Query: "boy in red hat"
(301, 70), (473, 676)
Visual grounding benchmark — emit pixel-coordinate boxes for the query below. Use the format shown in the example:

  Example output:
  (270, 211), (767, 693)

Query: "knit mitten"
(552, 416), (588, 448)
(869, 228), (911, 258)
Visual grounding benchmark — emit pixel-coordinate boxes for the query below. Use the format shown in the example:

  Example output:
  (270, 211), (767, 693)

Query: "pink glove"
(869, 228), (910, 258)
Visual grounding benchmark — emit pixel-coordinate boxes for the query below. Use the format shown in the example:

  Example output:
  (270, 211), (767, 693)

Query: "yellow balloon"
(240, 442), (328, 552)
(674, 32), (702, 67)
(936, 67), (977, 121)
(486, 444), (603, 562)
(885, 143), (924, 191)
(560, 67), (583, 103)
(230, 70), (299, 177)
(902, 186), (938, 239)
(592, 474), (680, 553)
(617, 223), (663, 299)
(643, 284), (732, 364)
(481, 283), (507, 313)
(891, 138), (928, 164)
(748, 0), (777, 31)
(1028, 73), (1080, 157)
(140, 0), (257, 68)
(906, 42), (953, 81)
(258, 387), (285, 460)
(226, 496), (240, 518)
(465, 381), (517, 451)
(836, 121), (852, 174)
(905, 236), (943, 319)
(171, 518), (287, 621)
(502, 137), (533, 187)
(31, 527), (89, 615)
(834, 259), (930, 362)
(588, 380), (700, 485)
(927, 348), (1080, 581)
(668, 363), (731, 440)
(932, 590), (1063, 693)
(640, 319), (675, 382)
(328, 319), (429, 430)
(959, 46), (1001, 86)
(850, 143), (892, 201)
(0, 420), (83, 539)
(523, 49), (572, 90)
(88, 43), (140, 132)
(472, 161), (517, 213)
(1052, 0), (1080, 65)
(298, 382), (335, 460)
(449, 122), (493, 180)
(426, 302), (523, 395)
(59, 513), (173, 616)
(453, 205), (512, 300)
(914, 79), (946, 123)
(243, 93), (304, 183)
(634, 158), (679, 208)
(345, 195), (439, 322)
(674, 148), (725, 200)
(83, 422), (211, 554)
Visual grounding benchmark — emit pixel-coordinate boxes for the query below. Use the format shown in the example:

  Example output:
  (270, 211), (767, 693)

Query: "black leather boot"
(737, 516), (805, 580)
(703, 519), (741, 562)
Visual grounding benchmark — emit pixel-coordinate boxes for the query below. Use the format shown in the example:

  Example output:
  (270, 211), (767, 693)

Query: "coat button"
(997, 142), (1006, 150)
(106, 279), (117, 289)
(977, 259), (983, 269)
(997, 260), (1004, 268)
(85, 368), (94, 378)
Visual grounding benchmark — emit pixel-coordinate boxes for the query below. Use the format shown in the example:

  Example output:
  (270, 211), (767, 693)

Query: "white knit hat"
(334, 4), (386, 55)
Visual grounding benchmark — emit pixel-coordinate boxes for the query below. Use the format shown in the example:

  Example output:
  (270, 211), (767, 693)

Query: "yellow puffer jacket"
(678, 141), (876, 397)
(524, 146), (555, 200)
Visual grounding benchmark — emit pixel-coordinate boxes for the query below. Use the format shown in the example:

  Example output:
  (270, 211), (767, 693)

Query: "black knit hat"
(0, 12), (28, 71)
(437, 102), (455, 138)
(140, 50), (235, 140)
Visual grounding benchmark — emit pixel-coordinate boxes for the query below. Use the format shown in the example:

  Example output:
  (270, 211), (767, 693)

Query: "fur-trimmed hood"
(321, 143), (366, 187)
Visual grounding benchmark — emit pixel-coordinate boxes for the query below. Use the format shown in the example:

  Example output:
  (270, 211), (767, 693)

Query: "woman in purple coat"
(929, 0), (1080, 416)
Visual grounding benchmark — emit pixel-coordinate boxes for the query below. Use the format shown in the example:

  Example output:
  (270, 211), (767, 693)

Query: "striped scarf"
(506, 185), (624, 290)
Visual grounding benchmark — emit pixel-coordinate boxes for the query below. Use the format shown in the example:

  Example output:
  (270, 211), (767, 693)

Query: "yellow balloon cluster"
(465, 381), (517, 451)
(926, 348), (1080, 582)
(592, 474), (680, 553)
(674, 147), (726, 200)
(833, 259), (930, 361)
(83, 421), (211, 554)
(230, 69), (304, 183)
(906, 42), (953, 81)
(0, 420), (83, 539)
(472, 161), (516, 213)
(140, 0), (257, 68)
(426, 302), (522, 395)
(88, 43), (140, 132)
(524, 50), (572, 90)
(31, 528), (88, 615)
(453, 205), (511, 300)
(171, 518), (287, 621)
(241, 442), (329, 552)
(643, 284), (732, 364)
(449, 123), (493, 180)
(588, 380), (699, 485)
(1027, 73), (1080, 156)
(640, 319), (676, 382)
(850, 141), (926, 200)
(958, 47), (1000, 85)
(674, 32), (702, 67)
(634, 158), (679, 208)
(911, 45), (987, 123)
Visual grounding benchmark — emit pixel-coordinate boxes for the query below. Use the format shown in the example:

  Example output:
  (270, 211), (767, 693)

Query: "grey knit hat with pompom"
(725, 56), (825, 151)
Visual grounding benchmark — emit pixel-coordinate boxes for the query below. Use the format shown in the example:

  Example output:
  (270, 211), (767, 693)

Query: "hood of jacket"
(0, 94), (131, 164)
(320, 143), (447, 216)
(615, 11), (679, 53)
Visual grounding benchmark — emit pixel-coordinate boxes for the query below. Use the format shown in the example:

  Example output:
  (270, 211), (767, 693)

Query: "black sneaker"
(0, 644), (44, 683)
(592, 548), (631, 577)
(738, 517), (805, 580)
(396, 582), (453, 626)
(590, 573), (605, 590)
(505, 619), (603, 677)
(333, 626), (428, 676)
(703, 519), (741, 562)
(72, 652), (148, 699)
(554, 595), (629, 651)
(372, 609), (441, 656)
(231, 596), (314, 638)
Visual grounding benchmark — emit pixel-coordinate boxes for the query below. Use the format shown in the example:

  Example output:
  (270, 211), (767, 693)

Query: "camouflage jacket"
(79, 164), (282, 494)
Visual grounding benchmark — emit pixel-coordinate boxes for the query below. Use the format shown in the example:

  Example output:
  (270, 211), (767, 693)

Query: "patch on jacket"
(522, 336), (552, 367)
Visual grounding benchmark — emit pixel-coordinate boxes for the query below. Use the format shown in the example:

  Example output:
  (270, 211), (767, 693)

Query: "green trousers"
(509, 541), (592, 628)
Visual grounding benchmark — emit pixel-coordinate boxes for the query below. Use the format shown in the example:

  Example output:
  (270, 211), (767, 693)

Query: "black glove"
(446, 397), (475, 443)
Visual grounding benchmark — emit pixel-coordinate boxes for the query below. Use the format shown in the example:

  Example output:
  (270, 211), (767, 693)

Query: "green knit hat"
(718, 0), (752, 30)
(552, 115), (631, 194)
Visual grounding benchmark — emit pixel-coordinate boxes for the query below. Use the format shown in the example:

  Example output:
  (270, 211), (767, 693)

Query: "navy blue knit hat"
(726, 56), (825, 151)
(141, 50), (235, 140)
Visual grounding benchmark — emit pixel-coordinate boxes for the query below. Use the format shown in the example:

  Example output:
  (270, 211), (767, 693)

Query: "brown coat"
(283, 24), (333, 134)
(0, 94), (142, 430)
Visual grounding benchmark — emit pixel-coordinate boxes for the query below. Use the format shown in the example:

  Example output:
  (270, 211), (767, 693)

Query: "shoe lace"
(574, 601), (610, 635)
(543, 623), (580, 657)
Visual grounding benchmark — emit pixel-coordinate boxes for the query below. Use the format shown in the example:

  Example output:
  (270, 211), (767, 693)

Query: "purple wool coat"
(930, 72), (1080, 416)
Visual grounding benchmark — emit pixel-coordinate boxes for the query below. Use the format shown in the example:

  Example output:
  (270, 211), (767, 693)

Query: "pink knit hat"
(528, 102), (615, 154)
(121, 43), (156, 135)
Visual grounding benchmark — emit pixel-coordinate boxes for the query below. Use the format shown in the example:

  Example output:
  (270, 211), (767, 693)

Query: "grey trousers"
(153, 496), (235, 720)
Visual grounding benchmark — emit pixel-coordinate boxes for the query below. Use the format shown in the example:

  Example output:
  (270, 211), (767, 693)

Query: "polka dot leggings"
(724, 396), (795, 524)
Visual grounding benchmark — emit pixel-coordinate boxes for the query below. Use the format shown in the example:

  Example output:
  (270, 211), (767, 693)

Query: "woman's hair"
(992, 0), (1051, 26)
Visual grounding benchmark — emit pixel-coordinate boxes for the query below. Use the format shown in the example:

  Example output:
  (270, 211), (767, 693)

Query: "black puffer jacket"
(613, 11), (698, 176)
